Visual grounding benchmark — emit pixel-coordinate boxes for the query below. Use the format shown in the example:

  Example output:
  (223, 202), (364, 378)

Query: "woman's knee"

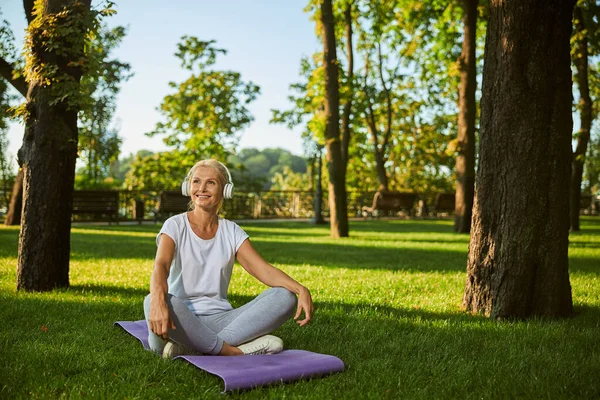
(270, 287), (298, 311)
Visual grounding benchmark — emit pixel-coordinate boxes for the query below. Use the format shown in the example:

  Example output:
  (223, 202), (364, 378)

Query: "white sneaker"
(162, 341), (202, 359)
(237, 335), (283, 355)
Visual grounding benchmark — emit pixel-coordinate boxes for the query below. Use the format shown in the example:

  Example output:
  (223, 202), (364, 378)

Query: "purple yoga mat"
(114, 320), (344, 392)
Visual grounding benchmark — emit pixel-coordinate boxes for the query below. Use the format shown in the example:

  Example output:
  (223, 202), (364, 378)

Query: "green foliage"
(147, 37), (260, 160)
(232, 148), (307, 191)
(122, 147), (308, 192)
(270, 166), (311, 190)
(0, 218), (599, 397)
(275, 1), (464, 194)
(76, 25), (132, 188)
(16, 0), (116, 116)
(124, 150), (195, 191)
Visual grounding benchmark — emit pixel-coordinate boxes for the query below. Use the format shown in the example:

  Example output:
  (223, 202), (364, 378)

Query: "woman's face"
(189, 166), (223, 210)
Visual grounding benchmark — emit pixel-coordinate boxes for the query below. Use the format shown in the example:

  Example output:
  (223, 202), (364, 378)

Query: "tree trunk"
(313, 148), (326, 225)
(340, 4), (354, 170)
(374, 149), (388, 191)
(4, 169), (23, 226)
(569, 6), (592, 232)
(17, 0), (91, 291)
(320, 0), (348, 238)
(454, 0), (477, 234)
(463, 0), (574, 319)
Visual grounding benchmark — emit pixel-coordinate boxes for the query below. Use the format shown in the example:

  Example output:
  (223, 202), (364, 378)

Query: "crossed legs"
(143, 287), (297, 355)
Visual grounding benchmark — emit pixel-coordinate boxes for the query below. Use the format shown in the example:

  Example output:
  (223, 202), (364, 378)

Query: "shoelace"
(244, 343), (268, 355)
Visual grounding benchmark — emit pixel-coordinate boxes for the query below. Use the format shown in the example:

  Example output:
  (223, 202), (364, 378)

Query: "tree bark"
(4, 169), (23, 226)
(17, 0), (91, 291)
(569, 6), (592, 232)
(463, 0), (574, 319)
(454, 0), (477, 234)
(320, 0), (348, 238)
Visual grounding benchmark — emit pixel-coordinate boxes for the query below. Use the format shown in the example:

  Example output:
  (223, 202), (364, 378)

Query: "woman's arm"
(236, 239), (314, 326)
(148, 234), (176, 340)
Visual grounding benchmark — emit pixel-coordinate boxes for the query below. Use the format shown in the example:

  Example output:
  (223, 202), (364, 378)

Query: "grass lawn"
(0, 217), (599, 398)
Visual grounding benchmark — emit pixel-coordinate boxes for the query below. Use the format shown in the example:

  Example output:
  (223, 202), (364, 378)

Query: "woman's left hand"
(294, 286), (314, 326)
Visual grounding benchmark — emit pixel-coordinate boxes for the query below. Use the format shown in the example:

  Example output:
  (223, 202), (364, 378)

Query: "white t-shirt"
(157, 213), (249, 316)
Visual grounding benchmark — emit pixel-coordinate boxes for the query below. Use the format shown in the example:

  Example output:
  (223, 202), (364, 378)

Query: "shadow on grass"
(251, 239), (468, 272)
(67, 284), (149, 298)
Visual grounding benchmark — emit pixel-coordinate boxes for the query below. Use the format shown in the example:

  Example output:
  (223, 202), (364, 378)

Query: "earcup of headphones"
(223, 182), (234, 199)
(181, 180), (189, 196)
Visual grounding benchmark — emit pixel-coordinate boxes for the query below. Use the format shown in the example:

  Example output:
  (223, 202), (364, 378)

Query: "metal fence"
(119, 190), (377, 222)
(2, 188), (599, 223)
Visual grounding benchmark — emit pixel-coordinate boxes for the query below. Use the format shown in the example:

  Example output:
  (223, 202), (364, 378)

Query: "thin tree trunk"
(17, 0), (91, 291)
(463, 0), (574, 319)
(4, 169), (23, 226)
(570, 6), (592, 232)
(454, 0), (477, 233)
(374, 146), (388, 191)
(320, 0), (348, 238)
(341, 4), (354, 170)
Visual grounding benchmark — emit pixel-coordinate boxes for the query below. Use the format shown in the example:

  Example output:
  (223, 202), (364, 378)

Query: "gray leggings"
(143, 287), (297, 355)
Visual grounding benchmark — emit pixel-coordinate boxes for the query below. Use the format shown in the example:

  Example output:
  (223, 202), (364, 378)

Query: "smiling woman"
(182, 160), (232, 213)
(144, 159), (314, 358)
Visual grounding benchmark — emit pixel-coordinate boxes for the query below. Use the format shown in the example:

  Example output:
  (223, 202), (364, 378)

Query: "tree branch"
(0, 56), (27, 98)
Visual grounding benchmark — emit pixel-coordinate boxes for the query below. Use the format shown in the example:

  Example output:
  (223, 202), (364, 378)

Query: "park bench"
(434, 192), (455, 215)
(155, 191), (190, 221)
(72, 190), (119, 224)
(362, 191), (418, 218)
(580, 194), (592, 214)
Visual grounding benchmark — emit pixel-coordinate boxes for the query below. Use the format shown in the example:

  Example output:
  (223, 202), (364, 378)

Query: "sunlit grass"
(0, 217), (599, 398)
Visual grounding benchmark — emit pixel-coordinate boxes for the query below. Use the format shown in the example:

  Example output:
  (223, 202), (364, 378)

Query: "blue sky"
(2, 1), (321, 169)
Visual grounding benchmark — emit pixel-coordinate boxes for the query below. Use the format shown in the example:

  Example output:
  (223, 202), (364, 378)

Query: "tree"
(321, 0), (349, 238)
(463, 0), (574, 318)
(146, 37), (259, 161)
(9, 0), (112, 291)
(570, 1), (600, 231)
(454, 0), (478, 233)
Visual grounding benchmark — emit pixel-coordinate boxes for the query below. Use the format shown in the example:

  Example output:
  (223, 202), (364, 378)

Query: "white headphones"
(181, 161), (234, 199)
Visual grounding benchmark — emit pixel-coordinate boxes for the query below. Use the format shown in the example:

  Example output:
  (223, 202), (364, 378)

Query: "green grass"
(1, 217), (599, 399)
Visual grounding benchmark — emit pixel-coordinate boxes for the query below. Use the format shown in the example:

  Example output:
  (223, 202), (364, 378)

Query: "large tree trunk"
(4, 169), (23, 226)
(463, 0), (574, 319)
(320, 0), (349, 238)
(569, 6), (592, 232)
(17, 0), (91, 291)
(454, 0), (477, 234)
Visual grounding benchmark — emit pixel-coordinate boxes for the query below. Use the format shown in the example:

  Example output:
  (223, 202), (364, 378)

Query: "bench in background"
(434, 192), (455, 215)
(156, 191), (190, 221)
(362, 191), (418, 218)
(72, 190), (119, 224)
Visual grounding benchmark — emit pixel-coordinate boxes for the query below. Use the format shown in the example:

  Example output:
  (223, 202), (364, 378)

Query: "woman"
(144, 159), (313, 358)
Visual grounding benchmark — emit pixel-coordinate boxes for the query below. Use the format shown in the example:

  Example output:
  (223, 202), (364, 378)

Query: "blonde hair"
(186, 159), (229, 211)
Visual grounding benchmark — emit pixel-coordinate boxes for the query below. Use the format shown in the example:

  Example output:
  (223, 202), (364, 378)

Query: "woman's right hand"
(149, 296), (175, 340)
